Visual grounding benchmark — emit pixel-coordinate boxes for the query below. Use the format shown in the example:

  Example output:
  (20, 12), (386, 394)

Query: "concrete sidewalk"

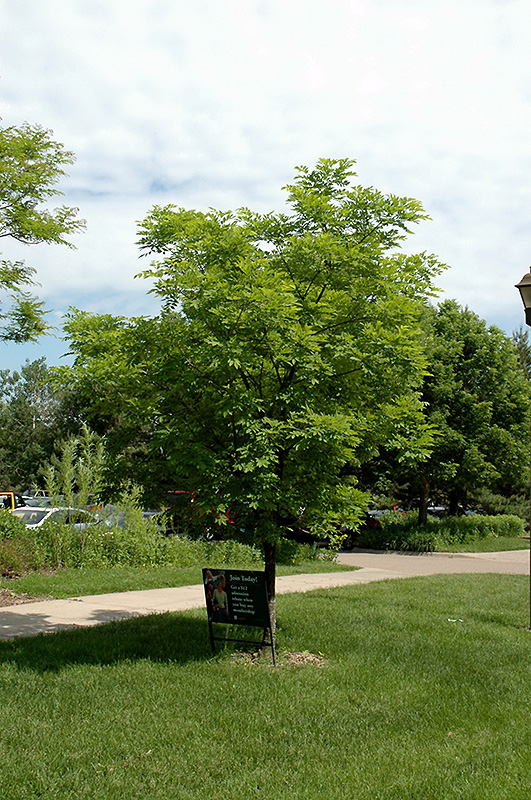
(0, 548), (528, 641)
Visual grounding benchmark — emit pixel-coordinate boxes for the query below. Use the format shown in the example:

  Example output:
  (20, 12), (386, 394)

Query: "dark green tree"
(512, 324), (531, 380)
(0, 359), (59, 488)
(0, 122), (85, 342)
(57, 159), (443, 625)
(415, 301), (530, 522)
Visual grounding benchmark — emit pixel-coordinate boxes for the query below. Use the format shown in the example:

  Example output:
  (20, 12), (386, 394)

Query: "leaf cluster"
(0, 122), (85, 342)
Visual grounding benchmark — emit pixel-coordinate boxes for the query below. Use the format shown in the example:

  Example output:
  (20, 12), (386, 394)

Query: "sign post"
(202, 568), (275, 664)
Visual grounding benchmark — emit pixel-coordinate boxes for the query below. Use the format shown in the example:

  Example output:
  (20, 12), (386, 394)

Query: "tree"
(57, 159), (443, 630)
(42, 422), (106, 509)
(415, 301), (530, 522)
(512, 324), (531, 380)
(0, 358), (70, 489)
(0, 122), (85, 342)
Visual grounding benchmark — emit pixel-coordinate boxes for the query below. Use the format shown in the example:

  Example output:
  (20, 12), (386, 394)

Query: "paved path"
(0, 549), (528, 641)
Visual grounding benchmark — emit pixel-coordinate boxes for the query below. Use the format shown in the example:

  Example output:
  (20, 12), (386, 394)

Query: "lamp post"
(515, 269), (531, 629)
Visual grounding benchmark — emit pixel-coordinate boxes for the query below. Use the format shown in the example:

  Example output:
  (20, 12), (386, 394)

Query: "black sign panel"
(202, 569), (270, 629)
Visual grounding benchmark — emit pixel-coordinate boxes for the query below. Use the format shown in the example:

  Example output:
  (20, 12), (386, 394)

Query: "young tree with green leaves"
(42, 422), (106, 509)
(57, 159), (443, 627)
(0, 122), (85, 342)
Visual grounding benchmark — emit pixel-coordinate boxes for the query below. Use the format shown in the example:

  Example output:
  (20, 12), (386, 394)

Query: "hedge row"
(357, 511), (526, 552)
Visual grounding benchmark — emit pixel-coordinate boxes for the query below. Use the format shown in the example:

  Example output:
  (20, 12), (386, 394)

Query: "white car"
(11, 506), (101, 530)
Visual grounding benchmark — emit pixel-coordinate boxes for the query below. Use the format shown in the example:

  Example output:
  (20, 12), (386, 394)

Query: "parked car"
(11, 506), (101, 530)
(0, 492), (28, 511)
(274, 509), (383, 550)
(340, 511), (383, 550)
(165, 490), (231, 539)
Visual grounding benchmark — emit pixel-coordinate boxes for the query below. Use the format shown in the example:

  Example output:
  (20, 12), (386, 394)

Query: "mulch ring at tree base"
(230, 650), (326, 668)
(0, 588), (45, 607)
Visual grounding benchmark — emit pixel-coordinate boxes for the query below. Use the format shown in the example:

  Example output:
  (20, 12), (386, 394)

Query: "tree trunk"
(448, 491), (459, 517)
(418, 474), (430, 527)
(263, 539), (276, 639)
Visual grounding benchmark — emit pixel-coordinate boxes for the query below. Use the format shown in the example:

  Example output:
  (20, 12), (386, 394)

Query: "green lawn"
(0, 560), (357, 600)
(1, 573), (530, 799)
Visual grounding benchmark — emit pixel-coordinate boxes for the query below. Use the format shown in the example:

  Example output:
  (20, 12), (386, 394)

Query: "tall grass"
(0, 503), (329, 580)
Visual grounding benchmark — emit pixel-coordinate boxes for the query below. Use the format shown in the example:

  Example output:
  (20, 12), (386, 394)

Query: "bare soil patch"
(0, 588), (44, 607)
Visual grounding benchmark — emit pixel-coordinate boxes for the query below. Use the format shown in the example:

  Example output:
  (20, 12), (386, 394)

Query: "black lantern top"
(516, 270), (531, 326)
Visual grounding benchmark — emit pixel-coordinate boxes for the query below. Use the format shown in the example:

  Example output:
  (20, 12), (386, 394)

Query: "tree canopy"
(57, 158), (444, 618)
(416, 301), (530, 520)
(0, 122), (85, 342)
(0, 358), (66, 488)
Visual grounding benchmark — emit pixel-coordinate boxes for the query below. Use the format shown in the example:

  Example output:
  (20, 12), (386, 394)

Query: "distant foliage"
(474, 489), (528, 520)
(356, 511), (525, 552)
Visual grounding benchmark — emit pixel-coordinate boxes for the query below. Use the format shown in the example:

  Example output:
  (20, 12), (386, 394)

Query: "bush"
(473, 489), (528, 520)
(355, 511), (525, 552)
(437, 514), (524, 543)
(0, 511), (47, 575)
(275, 538), (325, 565)
(0, 502), (266, 575)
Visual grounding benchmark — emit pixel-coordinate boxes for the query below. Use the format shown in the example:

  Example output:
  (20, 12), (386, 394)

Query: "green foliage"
(0, 513), (263, 574)
(423, 303), (531, 505)
(275, 538), (323, 565)
(0, 506), (28, 539)
(512, 324), (531, 379)
(57, 159), (444, 561)
(473, 488), (529, 520)
(0, 357), (70, 489)
(0, 122), (85, 342)
(369, 301), (531, 522)
(42, 423), (106, 507)
(361, 303), (531, 523)
(0, 509), (45, 575)
(357, 511), (526, 551)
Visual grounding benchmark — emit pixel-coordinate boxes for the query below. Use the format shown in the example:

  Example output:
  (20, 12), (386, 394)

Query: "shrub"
(473, 489), (528, 520)
(437, 514), (524, 543)
(0, 503), (265, 574)
(275, 539), (325, 565)
(0, 511), (48, 575)
(355, 511), (525, 552)
(0, 510), (29, 540)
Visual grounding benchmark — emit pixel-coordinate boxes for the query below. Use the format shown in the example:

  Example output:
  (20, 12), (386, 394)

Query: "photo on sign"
(204, 569), (231, 624)
(203, 568), (270, 629)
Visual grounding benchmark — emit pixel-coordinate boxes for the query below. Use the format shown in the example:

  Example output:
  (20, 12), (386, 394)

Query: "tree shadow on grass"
(0, 610), (214, 672)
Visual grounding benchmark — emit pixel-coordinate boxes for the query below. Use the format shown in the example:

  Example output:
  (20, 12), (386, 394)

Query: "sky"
(1, 0), (531, 371)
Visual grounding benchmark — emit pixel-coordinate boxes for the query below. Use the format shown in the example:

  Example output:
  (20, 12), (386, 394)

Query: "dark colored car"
(340, 511), (383, 550)
(165, 491), (231, 539)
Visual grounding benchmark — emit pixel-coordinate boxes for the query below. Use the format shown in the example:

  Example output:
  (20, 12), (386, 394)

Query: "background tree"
(0, 122), (85, 342)
(512, 324), (531, 380)
(57, 158), (443, 626)
(0, 358), (73, 489)
(415, 301), (530, 522)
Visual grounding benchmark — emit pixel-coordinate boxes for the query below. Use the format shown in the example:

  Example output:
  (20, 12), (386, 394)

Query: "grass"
(0, 573), (530, 799)
(0, 559), (357, 600)
(441, 535), (529, 553)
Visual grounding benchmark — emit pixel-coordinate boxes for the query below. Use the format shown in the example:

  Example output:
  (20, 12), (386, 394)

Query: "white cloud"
(1, 0), (531, 368)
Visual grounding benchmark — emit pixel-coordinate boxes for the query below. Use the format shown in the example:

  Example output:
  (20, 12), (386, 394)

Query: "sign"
(202, 569), (269, 628)
(202, 568), (275, 662)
